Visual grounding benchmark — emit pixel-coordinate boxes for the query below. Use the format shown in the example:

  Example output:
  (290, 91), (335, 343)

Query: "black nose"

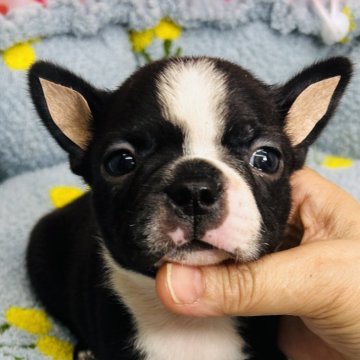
(165, 179), (222, 216)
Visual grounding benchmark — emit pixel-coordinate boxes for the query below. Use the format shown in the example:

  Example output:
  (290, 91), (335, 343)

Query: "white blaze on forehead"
(157, 59), (227, 158)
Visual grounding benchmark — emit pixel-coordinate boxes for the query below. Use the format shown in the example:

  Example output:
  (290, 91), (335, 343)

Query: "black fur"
(27, 56), (352, 359)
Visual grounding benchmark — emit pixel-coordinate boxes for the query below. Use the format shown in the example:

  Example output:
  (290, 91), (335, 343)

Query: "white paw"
(77, 350), (96, 360)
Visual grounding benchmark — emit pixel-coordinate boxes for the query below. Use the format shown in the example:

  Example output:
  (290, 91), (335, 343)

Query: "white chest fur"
(102, 251), (247, 360)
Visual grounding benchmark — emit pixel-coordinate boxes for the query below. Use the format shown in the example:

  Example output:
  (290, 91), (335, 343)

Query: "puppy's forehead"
(156, 58), (228, 158)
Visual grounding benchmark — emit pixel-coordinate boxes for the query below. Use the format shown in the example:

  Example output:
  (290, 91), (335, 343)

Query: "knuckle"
(217, 263), (259, 315)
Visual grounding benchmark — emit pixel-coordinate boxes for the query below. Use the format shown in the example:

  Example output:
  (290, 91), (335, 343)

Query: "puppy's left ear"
(277, 57), (352, 163)
(28, 61), (104, 176)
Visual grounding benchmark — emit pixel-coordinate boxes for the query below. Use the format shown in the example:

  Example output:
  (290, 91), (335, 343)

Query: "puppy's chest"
(133, 314), (246, 360)
(104, 255), (247, 360)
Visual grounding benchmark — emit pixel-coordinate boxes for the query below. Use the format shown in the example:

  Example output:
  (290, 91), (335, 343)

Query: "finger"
(156, 240), (357, 317)
(289, 168), (360, 240)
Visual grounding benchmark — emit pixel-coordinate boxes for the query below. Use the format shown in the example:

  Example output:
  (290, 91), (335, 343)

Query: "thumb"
(156, 240), (354, 318)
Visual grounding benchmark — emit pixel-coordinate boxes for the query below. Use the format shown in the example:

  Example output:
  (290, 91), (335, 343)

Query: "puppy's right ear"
(28, 61), (102, 175)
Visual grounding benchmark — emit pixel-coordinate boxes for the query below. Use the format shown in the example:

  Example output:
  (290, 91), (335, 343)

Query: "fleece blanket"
(0, 1), (359, 359)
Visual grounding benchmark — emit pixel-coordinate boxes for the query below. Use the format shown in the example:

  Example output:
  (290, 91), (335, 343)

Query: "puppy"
(27, 56), (351, 359)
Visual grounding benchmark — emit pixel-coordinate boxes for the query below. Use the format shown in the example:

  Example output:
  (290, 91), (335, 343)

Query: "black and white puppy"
(27, 56), (351, 360)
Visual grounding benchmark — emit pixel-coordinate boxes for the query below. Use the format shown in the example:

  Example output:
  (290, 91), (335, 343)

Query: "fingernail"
(166, 263), (204, 304)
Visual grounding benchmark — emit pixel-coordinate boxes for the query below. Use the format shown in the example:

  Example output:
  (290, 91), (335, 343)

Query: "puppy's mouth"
(156, 240), (235, 267)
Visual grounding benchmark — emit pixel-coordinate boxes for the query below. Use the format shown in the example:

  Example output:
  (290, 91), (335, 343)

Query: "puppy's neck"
(101, 248), (247, 360)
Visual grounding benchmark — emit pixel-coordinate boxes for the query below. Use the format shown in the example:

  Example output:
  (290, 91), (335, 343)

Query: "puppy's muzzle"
(157, 160), (233, 266)
(157, 159), (262, 266)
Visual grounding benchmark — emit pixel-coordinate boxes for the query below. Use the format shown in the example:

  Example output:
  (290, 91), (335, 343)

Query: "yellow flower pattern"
(128, 17), (182, 63)
(321, 155), (354, 169)
(49, 186), (85, 208)
(340, 6), (356, 43)
(154, 18), (181, 40)
(2, 41), (37, 70)
(1, 306), (73, 359)
(5, 307), (52, 335)
(343, 6), (356, 32)
(129, 29), (154, 53)
(37, 335), (73, 360)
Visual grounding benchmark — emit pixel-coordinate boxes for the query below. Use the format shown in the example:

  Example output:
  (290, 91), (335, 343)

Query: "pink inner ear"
(39, 78), (92, 149)
(284, 76), (340, 146)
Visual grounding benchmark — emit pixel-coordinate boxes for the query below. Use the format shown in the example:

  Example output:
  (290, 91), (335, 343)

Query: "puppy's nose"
(165, 180), (221, 216)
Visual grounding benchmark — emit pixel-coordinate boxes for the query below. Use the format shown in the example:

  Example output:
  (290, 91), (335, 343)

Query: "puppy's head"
(29, 57), (351, 276)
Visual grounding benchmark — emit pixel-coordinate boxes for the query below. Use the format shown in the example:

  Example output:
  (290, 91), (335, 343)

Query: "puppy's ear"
(277, 57), (352, 162)
(28, 61), (102, 174)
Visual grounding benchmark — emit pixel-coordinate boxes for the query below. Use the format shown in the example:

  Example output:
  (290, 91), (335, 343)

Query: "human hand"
(156, 168), (360, 360)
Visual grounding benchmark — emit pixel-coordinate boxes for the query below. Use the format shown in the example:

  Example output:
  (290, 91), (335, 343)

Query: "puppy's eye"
(249, 147), (280, 173)
(104, 149), (136, 177)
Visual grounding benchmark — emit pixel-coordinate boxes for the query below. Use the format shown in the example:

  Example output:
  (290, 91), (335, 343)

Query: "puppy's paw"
(76, 350), (96, 360)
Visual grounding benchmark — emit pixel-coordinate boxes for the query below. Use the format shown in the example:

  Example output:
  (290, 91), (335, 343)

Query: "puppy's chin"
(158, 249), (233, 267)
